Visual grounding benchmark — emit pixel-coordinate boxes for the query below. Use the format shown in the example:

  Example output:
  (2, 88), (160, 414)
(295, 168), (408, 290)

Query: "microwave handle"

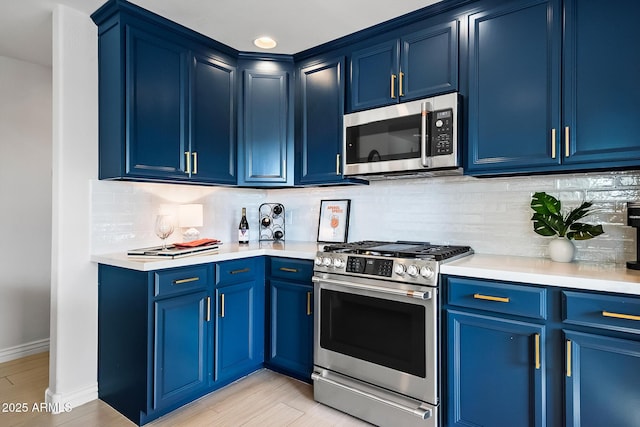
(420, 102), (431, 168)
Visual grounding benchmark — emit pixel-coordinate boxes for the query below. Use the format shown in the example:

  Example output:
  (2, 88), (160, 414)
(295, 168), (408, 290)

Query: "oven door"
(313, 273), (438, 404)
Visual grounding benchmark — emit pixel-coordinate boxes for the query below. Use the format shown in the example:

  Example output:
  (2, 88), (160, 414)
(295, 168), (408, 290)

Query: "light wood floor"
(0, 352), (370, 426)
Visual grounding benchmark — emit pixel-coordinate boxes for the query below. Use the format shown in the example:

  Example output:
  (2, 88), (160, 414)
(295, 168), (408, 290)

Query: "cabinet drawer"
(446, 277), (547, 320)
(270, 258), (313, 282)
(563, 291), (640, 334)
(216, 258), (257, 286)
(154, 264), (210, 297)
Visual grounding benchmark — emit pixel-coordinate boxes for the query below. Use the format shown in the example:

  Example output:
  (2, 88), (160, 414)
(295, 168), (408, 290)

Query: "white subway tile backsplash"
(91, 170), (640, 264)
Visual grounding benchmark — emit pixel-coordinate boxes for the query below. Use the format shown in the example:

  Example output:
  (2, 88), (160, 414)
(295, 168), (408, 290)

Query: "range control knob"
(394, 263), (406, 276)
(322, 257), (332, 267)
(314, 256), (323, 266)
(420, 266), (434, 279)
(407, 265), (419, 277)
(333, 258), (345, 268)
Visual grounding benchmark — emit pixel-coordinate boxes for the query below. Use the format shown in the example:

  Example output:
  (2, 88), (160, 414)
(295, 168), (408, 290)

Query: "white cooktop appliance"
(312, 241), (473, 427)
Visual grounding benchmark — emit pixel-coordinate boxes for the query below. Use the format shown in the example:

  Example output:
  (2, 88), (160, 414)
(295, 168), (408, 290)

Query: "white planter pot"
(548, 237), (575, 262)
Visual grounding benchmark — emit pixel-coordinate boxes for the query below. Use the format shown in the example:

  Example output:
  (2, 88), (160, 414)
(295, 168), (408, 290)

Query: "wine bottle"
(238, 207), (249, 244)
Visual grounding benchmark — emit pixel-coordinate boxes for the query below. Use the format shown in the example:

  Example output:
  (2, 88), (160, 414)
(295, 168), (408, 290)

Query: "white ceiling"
(0, 0), (441, 68)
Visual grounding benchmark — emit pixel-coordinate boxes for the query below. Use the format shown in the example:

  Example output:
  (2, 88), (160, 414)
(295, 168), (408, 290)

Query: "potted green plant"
(530, 192), (604, 262)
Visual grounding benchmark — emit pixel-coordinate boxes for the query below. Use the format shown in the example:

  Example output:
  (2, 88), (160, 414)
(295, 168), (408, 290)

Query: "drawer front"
(216, 257), (257, 286)
(155, 264), (210, 297)
(270, 257), (313, 282)
(446, 277), (547, 319)
(564, 291), (640, 334)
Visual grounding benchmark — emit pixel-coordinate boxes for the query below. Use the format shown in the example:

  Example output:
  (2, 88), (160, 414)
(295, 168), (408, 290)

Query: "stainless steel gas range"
(311, 241), (473, 427)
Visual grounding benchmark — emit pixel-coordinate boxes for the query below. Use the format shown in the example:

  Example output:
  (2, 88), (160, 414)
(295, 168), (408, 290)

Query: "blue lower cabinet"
(153, 290), (209, 410)
(266, 279), (313, 381)
(215, 275), (265, 384)
(565, 330), (640, 427)
(446, 309), (546, 427)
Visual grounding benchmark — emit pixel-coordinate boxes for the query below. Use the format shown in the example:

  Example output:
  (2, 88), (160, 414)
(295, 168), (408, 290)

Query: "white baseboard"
(0, 338), (50, 363)
(45, 383), (98, 414)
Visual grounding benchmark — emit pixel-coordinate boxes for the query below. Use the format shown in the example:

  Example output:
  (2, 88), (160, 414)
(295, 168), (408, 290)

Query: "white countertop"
(93, 243), (640, 296)
(441, 254), (640, 296)
(91, 241), (321, 272)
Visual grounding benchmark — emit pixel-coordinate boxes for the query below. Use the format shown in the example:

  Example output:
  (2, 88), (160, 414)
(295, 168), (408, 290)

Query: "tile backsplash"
(91, 171), (640, 264)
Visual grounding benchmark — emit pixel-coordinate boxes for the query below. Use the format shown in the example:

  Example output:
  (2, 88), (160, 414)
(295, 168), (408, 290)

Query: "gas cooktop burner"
(321, 240), (472, 261)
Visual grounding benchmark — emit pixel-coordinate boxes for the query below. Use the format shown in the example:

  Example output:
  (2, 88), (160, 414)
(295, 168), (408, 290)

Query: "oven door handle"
(312, 276), (432, 300)
(311, 372), (432, 420)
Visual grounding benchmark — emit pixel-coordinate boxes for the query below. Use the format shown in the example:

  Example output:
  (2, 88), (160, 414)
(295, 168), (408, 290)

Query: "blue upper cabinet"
(237, 56), (294, 187)
(92, 2), (238, 185)
(467, 0), (640, 175)
(296, 56), (363, 186)
(190, 53), (237, 184)
(126, 27), (190, 180)
(466, 0), (562, 175)
(561, 0), (640, 167)
(348, 20), (458, 112)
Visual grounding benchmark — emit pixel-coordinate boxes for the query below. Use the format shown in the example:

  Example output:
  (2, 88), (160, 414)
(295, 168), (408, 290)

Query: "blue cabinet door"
(190, 53), (237, 184)
(215, 280), (265, 383)
(238, 64), (293, 186)
(447, 309), (545, 427)
(267, 279), (313, 380)
(296, 57), (349, 185)
(126, 26), (189, 180)
(349, 39), (399, 111)
(400, 21), (458, 102)
(565, 330), (640, 427)
(153, 290), (208, 410)
(561, 0), (640, 167)
(466, 0), (561, 175)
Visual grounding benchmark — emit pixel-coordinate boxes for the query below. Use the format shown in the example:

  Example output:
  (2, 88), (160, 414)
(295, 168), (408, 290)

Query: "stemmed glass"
(154, 215), (175, 250)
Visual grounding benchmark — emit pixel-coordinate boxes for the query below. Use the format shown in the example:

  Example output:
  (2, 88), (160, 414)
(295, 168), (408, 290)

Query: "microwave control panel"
(430, 108), (454, 156)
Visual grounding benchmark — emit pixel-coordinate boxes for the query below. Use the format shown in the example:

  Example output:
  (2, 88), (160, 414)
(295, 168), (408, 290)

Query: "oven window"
(345, 114), (422, 164)
(320, 289), (426, 377)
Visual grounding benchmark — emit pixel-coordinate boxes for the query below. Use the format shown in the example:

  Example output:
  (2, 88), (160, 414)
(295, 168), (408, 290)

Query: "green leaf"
(566, 223), (604, 240)
(531, 192), (561, 215)
(564, 201), (594, 225)
(532, 212), (564, 237)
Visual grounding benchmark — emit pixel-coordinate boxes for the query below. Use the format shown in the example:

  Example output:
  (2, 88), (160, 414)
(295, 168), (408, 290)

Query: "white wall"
(0, 55), (52, 361)
(46, 4), (98, 410)
(93, 170), (637, 264)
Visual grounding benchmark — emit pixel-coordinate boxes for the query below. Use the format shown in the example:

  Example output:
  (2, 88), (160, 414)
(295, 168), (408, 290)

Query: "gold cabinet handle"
(566, 340), (572, 377)
(206, 296), (211, 322)
(230, 268), (250, 275)
(534, 333), (541, 370)
(307, 291), (312, 316)
(220, 294), (225, 318)
(398, 71), (405, 97)
(551, 128), (557, 159)
(473, 293), (510, 303)
(391, 74), (396, 99)
(173, 277), (199, 285)
(602, 311), (640, 321)
(279, 267), (299, 273)
(336, 154), (341, 175)
(185, 151), (191, 174)
(192, 152), (197, 174)
(565, 126), (570, 157)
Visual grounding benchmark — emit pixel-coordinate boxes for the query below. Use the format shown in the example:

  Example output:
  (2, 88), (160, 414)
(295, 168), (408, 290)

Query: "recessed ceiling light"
(254, 36), (277, 49)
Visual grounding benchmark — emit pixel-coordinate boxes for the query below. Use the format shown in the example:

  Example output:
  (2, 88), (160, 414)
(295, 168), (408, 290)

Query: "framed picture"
(317, 199), (351, 243)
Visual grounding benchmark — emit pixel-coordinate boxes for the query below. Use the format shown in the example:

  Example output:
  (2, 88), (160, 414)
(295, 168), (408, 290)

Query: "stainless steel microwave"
(343, 92), (461, 178)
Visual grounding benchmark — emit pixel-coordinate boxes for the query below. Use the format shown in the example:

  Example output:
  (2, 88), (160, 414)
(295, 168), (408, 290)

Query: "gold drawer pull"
(230, 268), (250, 275)
(279, 267), (299, 273)
(551, 128), (557, 159)
(534, 334), (541, 370)
(398, 71), (405, 97)
(473, 293), (510, 303)
(173, 277), (199, 285)
(391, 74), (396, 99)
(564, 126), (570, 157)
(566, 340), (572, 377)
(206, 297), (211, 322)
(192, 152), (198, 174)
(602, 311), (640, 321)
(307, 291), (312, 316)
(185, 151), (191, 174)
(220, 294), (225, 318)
